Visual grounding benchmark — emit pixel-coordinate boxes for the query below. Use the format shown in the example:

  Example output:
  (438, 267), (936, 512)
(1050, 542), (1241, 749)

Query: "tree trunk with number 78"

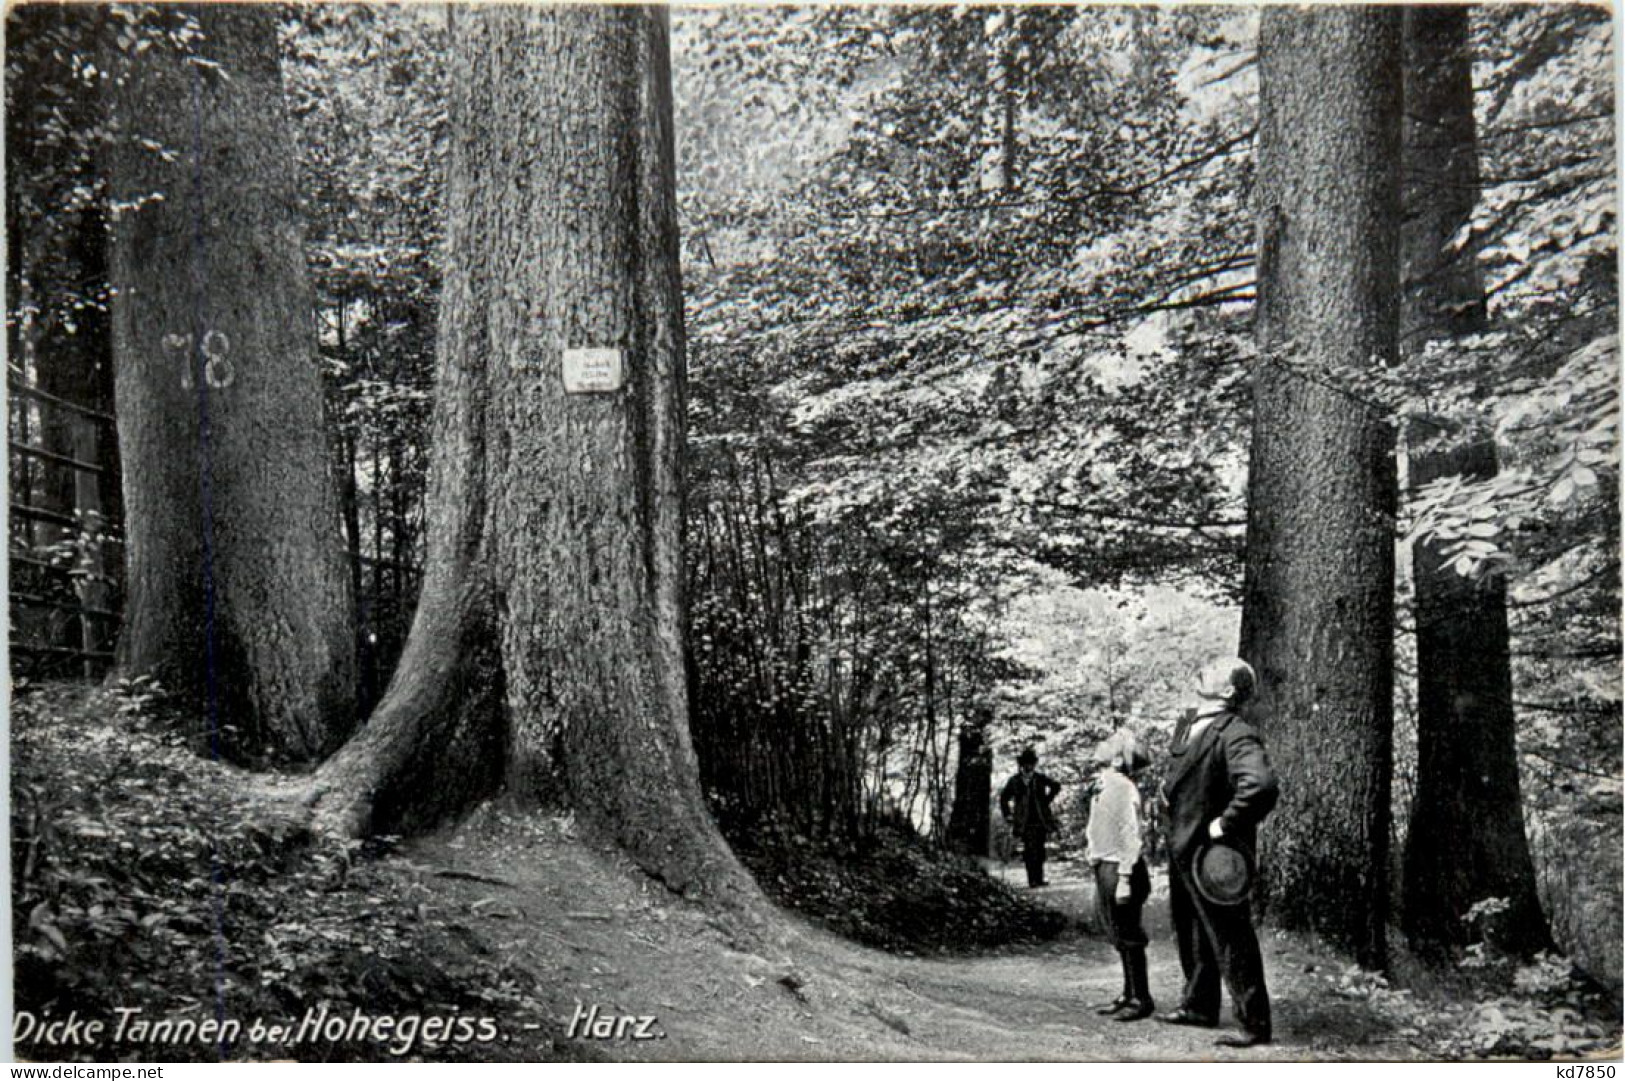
(107, 4), (356, 761)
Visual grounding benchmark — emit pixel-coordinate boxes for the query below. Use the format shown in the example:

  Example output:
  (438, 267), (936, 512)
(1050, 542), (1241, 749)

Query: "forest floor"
(10, 679), (1622, 1063)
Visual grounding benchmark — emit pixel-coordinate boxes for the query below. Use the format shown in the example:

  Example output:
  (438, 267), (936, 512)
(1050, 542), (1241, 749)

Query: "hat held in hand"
(1192, 837), (1255, 906)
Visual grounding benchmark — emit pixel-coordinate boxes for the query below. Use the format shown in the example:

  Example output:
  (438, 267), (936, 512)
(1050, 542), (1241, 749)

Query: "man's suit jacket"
(1000, 771), (1061, 836)
(1163, 709), (1279, 861)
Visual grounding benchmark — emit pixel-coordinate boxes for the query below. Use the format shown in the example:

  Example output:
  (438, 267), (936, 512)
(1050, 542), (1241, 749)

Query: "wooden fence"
(8, 377), (424, 687)
(8, 379), (123, 678)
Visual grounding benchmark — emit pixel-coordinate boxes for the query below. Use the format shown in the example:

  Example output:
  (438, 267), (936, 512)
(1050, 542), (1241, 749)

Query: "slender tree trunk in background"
(389, 431), (407, 611)
(338, 428), (371, 705)
(371, 421), (384, 598)
(303, 5), (750, 901)
(329, 301), (372, 707)
(12, 236), (37, 517)
(33, 208), (117, 666)
(83, 207), (125, 535)
(6, 4), (56, 539)
(1399, 6), (1550, 958)
(107, 4), (356, 761)
(947, 708), (992, 856)
(979, 9), (1018, 196)
(1241, 6), (1402, 971)
(37, 211), (114, 520)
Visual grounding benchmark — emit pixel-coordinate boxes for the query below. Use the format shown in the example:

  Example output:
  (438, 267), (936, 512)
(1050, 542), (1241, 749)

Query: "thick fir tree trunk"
(303, 5), (749, 901)
(107, 5), (356, 761)
(1241, 6), (1402, 971)
(1398, 6), (1550, 957)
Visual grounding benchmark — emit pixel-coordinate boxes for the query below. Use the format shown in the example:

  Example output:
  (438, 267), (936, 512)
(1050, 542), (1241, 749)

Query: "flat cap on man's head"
(1017, 746), (1038, 766)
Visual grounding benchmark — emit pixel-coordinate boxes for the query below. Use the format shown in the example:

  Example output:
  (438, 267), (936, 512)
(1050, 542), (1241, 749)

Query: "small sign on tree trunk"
(562, 347), (624, 393)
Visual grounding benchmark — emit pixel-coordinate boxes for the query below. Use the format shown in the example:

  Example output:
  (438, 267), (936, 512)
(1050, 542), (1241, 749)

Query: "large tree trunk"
(302, 5), (749, 901)
(1242, 6), (1403, 971)
(107, 5), (356, 761)
(1398, 6), (1550, 958)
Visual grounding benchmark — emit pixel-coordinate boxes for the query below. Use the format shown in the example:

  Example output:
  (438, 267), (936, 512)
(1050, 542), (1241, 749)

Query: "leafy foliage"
(673, 5), (1618, 987)
(283, 5), (448, 698)
(676, 5), (1255, 847)
(1305, 955), (1618, 1061)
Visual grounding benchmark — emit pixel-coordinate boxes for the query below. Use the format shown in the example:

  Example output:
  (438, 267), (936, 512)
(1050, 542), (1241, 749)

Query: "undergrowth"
(10, 679), (576, 1063)
(727, 818), (1069, 953)
(1305, 952), (1619, 1060)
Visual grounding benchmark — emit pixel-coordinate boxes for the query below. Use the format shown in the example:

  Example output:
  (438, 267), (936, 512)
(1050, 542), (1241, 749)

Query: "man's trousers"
(1021, 827), (1048, 886)
(1169, 855), (1271, 1037)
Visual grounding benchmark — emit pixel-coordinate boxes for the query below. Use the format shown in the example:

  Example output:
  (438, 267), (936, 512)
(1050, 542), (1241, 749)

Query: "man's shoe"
(1156, 1009), (1218, 1028)
(1216, 1031), (1272, 1048)
(1111, 999), (1154, 1022)
(1094, 994), (1132, 1016)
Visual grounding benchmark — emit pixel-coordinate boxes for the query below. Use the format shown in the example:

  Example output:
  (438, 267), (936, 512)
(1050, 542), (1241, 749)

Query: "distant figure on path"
(1087, 729), (1155, 1022)
(999, 747), (1062, 887)
(1158, 657), (1279, 1048)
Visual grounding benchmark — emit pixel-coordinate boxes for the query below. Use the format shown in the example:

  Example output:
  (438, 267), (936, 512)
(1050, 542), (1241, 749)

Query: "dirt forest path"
(15, 684), (1613, 1064)
(410, 810), (1419, 1062)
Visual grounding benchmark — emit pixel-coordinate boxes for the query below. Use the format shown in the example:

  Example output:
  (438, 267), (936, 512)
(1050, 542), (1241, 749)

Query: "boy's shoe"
(1110, 999), (1155, 1022)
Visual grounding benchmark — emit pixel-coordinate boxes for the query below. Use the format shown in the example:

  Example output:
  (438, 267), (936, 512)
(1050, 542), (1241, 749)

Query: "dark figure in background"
(1087, 730), (1155, 1022)
(1159, 657), (1280, 1049)
(999, 747), (1061, 887)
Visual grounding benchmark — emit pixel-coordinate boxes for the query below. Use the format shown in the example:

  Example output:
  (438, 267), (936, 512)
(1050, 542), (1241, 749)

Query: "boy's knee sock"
(1130, 947), (1153, 1007)
(1096, 950), (1133, 1014)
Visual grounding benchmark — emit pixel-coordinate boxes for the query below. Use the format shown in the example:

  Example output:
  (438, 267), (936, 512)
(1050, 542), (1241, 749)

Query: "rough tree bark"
(107, 5), (356, 761)
(1241, 6), (1403, 971)
(1398, 5), (1550, 958)
(301, 5), (749, 901)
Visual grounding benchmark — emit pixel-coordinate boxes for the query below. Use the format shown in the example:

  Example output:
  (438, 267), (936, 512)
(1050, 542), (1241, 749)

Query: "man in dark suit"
(1158, 657), (1279, 1048)
(999, 747), (1062, 887)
